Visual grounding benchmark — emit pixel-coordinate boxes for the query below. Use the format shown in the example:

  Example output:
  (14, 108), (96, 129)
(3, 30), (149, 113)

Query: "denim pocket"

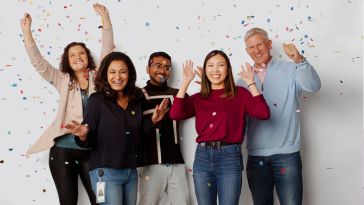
(195, 144), (206, 153)
(221, 145), (241, 157)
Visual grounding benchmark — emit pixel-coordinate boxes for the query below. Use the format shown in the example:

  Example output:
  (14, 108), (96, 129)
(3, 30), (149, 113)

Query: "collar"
(146, 80), (169, 92)
(254, 59), (274, 73)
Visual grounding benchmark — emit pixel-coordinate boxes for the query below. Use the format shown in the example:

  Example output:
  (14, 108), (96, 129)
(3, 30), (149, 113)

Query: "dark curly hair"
(59, 42), (96, 84)
(95, 52), (142, 103)
(200, 50), (236, 98)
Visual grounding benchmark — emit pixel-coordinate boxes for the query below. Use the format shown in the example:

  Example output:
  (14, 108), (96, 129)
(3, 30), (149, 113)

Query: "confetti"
(145, 22), (150, 27)
(280, 168), (286, 174)
(0, 160), (4, 163)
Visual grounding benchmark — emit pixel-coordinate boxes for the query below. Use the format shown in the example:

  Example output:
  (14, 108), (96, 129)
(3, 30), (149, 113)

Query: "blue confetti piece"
(301, 50), (305, 54)
(145, 22), (150, 27)
(304, 34), (308, 38)
(8, 148), (13, 151)
(291, 6), (294, 11)
(267, 18), (271, 23)
(339, 80), (343, 83)
(22, 97), (27, 100)
(11, 83), (17, 87)
(308, 16), (312, 21)
(241, 20), (245, 24)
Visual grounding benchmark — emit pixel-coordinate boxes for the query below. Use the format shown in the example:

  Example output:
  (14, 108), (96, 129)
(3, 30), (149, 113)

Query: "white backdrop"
(0, 0), (362, 204)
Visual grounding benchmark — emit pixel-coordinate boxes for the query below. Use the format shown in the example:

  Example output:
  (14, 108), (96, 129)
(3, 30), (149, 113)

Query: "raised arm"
(176, 60), (196, 98)
(169, 60), (196, 120)
(239, 62), (260, 96)
(283, 43), (321, 93)
(93, 3), (115, 63)
(20, 13), (35, 48)
(20, 13), (63, 88)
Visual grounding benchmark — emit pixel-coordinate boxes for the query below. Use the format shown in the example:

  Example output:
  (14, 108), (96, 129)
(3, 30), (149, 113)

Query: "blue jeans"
(89, 168), (138, 205)
(247, 151), (303, 205)
(193, 144), (243, 205)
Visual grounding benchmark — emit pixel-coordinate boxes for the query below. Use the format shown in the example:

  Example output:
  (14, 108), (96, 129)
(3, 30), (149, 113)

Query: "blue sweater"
(237, 59), (321, 156)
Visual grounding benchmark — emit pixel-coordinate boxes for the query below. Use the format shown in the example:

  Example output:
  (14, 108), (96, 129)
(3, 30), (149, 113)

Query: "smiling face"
(147, 56), (171, 85)
(205, 54), (228, 89)
(68, 45), (89, 72)
(245, 33), (272, 68)
(107, 60), (129, 93)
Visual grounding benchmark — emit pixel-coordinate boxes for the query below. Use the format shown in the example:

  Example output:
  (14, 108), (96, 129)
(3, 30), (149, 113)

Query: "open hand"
(239, 62), (255, 85)
(151, 98), (170, 124)
(64, 120), (89, 141)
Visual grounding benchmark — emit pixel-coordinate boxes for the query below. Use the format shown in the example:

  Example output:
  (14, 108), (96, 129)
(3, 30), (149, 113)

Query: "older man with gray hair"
(237, 27), (321, 205)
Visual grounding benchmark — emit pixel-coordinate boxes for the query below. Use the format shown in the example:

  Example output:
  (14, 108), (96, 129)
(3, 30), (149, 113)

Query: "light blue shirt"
(237, 59), (321, 156)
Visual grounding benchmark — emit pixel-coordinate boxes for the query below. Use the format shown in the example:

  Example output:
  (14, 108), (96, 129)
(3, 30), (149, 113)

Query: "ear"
(267, 40), (273, 50)
(146, 65), (150, 74)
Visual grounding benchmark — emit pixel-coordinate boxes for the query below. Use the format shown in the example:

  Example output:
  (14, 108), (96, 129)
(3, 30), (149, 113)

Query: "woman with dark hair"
(65, 51), (169, 205)
(20, 3), (114, 205)
(169, 50), (270, 205)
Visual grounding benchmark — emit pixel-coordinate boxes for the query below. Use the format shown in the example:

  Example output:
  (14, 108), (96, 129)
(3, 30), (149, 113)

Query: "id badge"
(96, 181), (106, 203)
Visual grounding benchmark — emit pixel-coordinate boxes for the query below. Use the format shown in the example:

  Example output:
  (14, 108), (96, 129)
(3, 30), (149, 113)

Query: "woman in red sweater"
(169, 50), (270, 205)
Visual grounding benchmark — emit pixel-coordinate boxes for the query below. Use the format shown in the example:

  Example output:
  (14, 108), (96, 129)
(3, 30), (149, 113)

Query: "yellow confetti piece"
(131, 111), (135, 115)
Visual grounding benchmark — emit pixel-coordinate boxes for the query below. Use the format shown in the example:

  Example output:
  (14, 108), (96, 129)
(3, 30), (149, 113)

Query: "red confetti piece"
(38, 28), (42, 32)
(280, 168), (286, 174)
(61, 124), (65, 128)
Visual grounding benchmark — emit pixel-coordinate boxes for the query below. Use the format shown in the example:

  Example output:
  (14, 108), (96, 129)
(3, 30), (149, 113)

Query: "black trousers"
(49, 146), (96, 205)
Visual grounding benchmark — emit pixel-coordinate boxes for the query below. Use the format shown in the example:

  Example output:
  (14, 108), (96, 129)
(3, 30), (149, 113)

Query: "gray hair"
(244, 27), (269, 42)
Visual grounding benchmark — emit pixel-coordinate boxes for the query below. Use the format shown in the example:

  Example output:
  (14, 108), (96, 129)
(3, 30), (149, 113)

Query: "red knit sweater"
(169, 86), (270, 143)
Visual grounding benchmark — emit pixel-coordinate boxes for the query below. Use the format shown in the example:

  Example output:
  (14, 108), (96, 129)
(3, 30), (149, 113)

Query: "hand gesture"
(182, 60), (196, 83)
(64, 120), (89, 141)
(151, 98), (170, 124)
(93, 3), (109, 18)
(20, 13), (32, 34)
(283, 43), (304, 64)
(239, 62), (255, 85)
